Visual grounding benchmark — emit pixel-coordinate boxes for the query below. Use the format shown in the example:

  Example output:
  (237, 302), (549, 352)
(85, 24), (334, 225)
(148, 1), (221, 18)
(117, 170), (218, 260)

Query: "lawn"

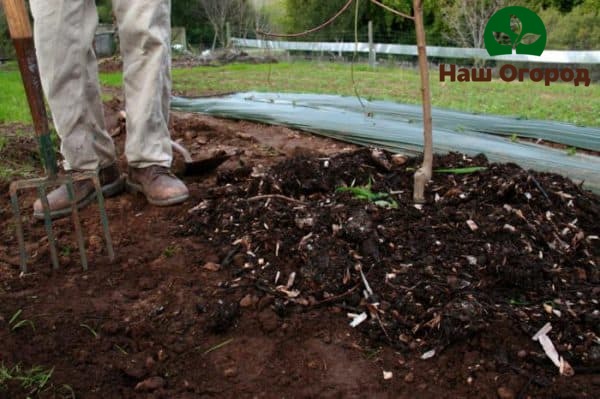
(104, 61), (600, 128)
(0, 63), (34, 124)
(2, 60), (598, 127)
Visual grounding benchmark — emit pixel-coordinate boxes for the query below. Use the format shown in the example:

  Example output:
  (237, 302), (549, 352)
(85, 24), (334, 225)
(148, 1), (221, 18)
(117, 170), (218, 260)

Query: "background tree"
(440, 0), (504, 48)
(171, 0), (213, 46)
(539, 0), (599, 49)
(251, 0), (287, 33)
(283, 0), (440, 44)
(0, 6), (11, 58)
(199, 0), (233, 48)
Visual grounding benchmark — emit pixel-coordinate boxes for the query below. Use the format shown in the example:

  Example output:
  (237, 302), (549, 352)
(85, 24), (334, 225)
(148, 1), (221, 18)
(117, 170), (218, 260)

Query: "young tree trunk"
(412, 0), (433, 204)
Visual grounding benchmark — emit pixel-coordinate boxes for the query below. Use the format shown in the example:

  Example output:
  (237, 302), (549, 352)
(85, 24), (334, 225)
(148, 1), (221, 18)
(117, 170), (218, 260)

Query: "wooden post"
(225, 22), (231, 48)
(368, 20), (376, 68)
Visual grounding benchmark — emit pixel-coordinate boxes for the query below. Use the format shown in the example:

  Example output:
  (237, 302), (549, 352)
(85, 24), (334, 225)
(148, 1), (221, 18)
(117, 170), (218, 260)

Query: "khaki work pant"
(30, 0), (173, 170)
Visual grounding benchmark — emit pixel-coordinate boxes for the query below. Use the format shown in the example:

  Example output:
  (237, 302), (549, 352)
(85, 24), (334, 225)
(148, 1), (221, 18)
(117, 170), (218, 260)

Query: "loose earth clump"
(1, 109), (598, 398)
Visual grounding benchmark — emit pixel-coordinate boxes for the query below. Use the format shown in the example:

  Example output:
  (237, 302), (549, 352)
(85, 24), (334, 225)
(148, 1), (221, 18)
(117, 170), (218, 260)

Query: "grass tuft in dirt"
(0, 363), (54, 395)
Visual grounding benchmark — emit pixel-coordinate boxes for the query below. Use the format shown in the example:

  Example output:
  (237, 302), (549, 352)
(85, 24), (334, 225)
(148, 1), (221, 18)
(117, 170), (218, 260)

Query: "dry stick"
(202, 338), (234, 355)
(373, 307), (393, 342)
(412, 0), (433, 203)
(314, 284), (361, 306)
(246, 194), (307, 206)
(351, 0), (366, 110)
(255, 0), (354, 38)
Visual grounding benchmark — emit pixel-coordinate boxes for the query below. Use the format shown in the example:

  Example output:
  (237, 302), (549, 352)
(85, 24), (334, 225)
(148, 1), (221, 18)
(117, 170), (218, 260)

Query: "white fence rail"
(232, 38), (600, 64)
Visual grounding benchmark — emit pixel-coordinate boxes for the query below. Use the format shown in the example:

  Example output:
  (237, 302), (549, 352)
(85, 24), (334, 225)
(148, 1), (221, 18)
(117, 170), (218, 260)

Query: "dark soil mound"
(183, 148), (599, 364)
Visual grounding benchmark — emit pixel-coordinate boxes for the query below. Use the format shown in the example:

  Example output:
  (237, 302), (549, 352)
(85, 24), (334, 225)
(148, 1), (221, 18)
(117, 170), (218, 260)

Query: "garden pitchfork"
(2, 0), (114, 272)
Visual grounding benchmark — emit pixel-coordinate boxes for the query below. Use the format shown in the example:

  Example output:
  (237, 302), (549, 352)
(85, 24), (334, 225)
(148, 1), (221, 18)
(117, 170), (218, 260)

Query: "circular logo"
(484, 6), (547, 56)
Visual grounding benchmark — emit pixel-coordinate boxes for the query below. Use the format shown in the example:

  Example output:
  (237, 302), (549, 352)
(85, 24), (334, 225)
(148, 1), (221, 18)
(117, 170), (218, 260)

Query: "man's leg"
(30, 0), (123, 219)
(113, 0), (188, 205)
(30, 0), (116, 170)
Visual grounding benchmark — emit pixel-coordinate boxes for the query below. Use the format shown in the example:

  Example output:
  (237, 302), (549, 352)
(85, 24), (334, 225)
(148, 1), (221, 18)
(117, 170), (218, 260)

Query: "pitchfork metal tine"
(92, 174), (115, 262)
(66, 177), (88, 271)
(9, 185), (27, 273)
(36, 184), (59, 270)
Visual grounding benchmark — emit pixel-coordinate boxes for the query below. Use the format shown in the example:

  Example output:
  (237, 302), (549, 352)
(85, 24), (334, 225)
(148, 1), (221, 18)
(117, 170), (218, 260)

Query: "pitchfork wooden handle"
(1, 0), (57, 177)
(1, 0), (31, 38)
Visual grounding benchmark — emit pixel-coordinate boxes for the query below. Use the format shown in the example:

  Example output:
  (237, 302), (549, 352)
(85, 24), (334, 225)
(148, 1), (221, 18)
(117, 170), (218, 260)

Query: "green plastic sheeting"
(171, 92), (600, 193)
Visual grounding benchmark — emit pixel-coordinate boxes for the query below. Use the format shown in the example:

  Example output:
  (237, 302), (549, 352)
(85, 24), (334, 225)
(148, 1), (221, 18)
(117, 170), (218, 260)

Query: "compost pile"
(182, 148), (600, 369)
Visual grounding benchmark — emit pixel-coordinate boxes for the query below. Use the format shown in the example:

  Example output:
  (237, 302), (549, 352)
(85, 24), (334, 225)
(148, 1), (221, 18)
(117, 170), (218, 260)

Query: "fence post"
(368, 20), (376, 68)
(226, 22), (231, 48)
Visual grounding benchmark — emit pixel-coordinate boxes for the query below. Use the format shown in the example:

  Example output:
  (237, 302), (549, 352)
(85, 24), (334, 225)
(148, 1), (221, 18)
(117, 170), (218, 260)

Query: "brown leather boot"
(126, 165), (189, 206)
(33, 163), (124, 220)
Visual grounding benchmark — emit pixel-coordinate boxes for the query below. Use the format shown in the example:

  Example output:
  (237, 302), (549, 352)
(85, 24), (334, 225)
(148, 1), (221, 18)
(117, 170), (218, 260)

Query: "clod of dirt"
(223, 367), (238, 378)
(497, 386), (516, 399)
(145, 356), (156, 371)
(139, 277), (158, 291)
(203, 262), (221, 272)
(207, 301), (240, 333)
(135, 376), (165, 392)
(121, 360), (148, 379)
(240, 294), (259, 308)
(258, 309), (279, 333)
(101, 321), (121, 335)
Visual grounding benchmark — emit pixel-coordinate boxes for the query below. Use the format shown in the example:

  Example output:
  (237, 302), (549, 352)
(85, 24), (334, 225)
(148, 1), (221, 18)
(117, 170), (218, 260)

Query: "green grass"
(7, 309), (35, 332)
(99, 72), (122, 88)
(161, 62), (599, 127)
(0, 363), (54, 394)
(0, 63), (32, 124)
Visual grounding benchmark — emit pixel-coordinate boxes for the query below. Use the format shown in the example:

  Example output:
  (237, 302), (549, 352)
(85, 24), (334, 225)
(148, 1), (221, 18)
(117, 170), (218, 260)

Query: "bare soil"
(0, 99), (599, 398)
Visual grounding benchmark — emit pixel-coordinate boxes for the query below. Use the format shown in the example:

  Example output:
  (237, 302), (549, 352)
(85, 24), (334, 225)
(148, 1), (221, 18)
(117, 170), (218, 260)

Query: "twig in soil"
(201, 338), (234, 355)
(114, 344), (128, 355)
(529, 175), (551, 204)
(298, 233), (313, 250)
(313, 284), (360, 307)
(80, 323), (99, 338)
(246, 194), (307, 206)
(357, 265), (374, 298)
(368, 304), (393, 343)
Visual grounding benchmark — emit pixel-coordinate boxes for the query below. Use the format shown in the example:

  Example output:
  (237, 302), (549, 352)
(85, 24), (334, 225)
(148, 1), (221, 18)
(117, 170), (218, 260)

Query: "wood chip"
(276, 287), (301, 298)
(348, 312), (368, 328)
(466, 220), (478, 231)
(391, 154), (408, 166)
(286, 272), (296, 289)
(532, 322), (574, 377)
(421, 349), (436, 360)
